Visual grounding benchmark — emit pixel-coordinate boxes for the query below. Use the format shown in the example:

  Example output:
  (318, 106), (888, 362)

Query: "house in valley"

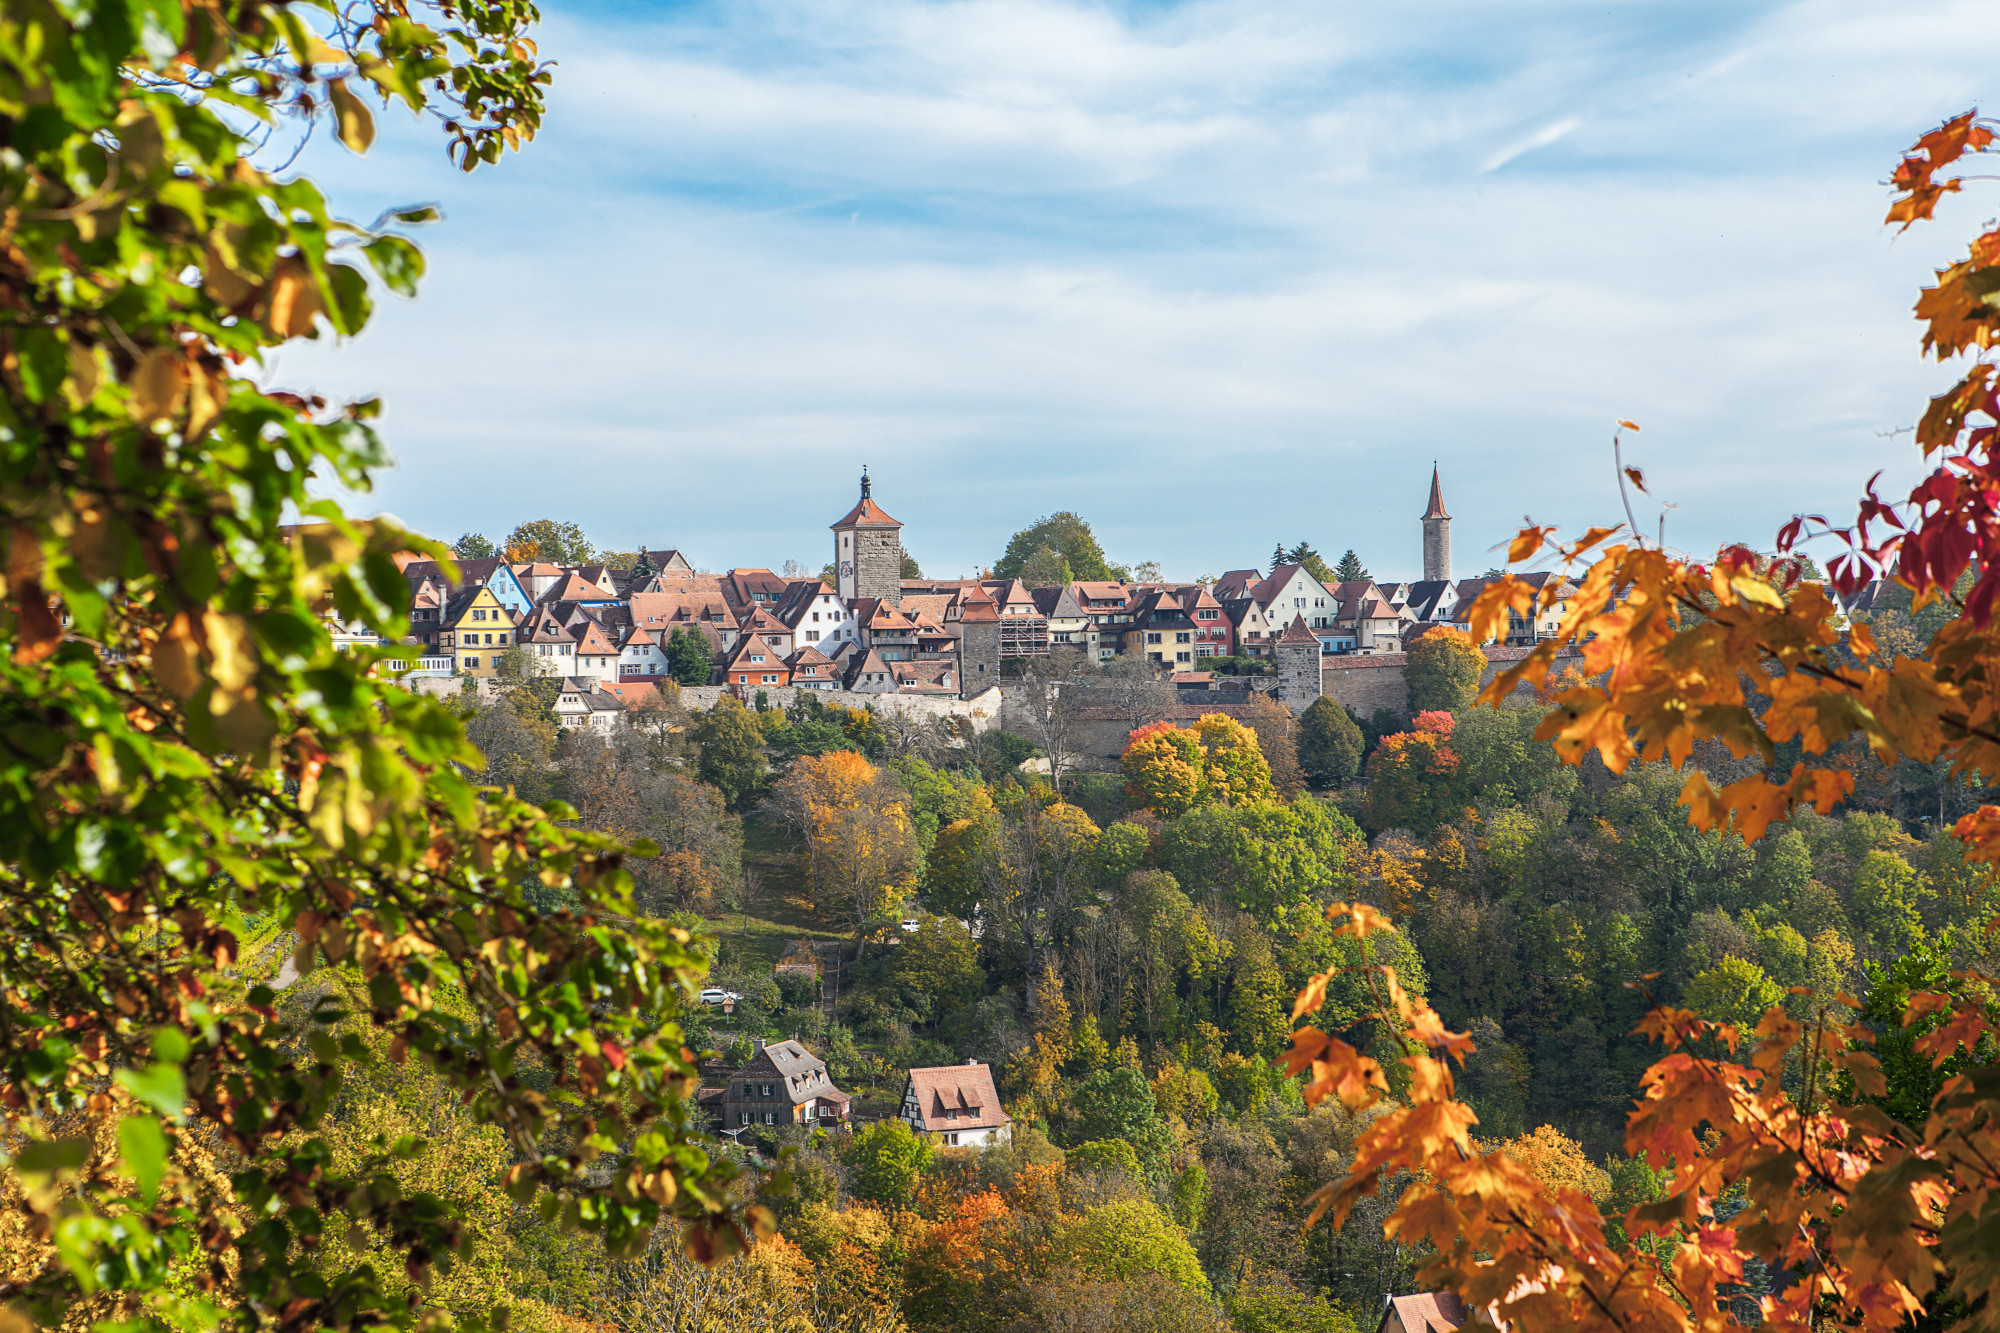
(897, 1060), (1011, 1148)
(719, 1039), (851, 1132)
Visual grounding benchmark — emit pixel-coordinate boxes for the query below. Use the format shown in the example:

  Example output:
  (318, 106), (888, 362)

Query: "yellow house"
(440, 585), (515, 676)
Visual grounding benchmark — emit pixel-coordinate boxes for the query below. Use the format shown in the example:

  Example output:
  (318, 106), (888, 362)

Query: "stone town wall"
(679, 683), (1002, 728)
(401, 675), (1004, 730)
(1319, 644), (1584, 717)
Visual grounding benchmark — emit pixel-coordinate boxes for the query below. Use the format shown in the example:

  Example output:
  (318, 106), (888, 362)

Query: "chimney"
(754, 1038), (766, 1054)
(965, 1058), (979, 1066)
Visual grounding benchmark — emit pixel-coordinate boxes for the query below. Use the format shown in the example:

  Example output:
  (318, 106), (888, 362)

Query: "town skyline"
(275, 0), (1999, 579)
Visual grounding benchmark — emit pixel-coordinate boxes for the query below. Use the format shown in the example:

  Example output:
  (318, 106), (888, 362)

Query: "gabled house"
(1031, 584), (1090, 652)
(439, 585), (515, 676)
(898, 1061), (1011, 1148)
(618, 625), (670, 680)
(520, 606), (578, 670)
(735, 605), (794, 657)
(853, 598), (921, 661)
(723, 632), (790, 691)
(1378, 1292), (1497, 1333)
(571, 618), (622, 686)
(1220, 596), (1274, 658)
(1173, 584), (1233, 660)
(721, 568), (791, 611)
(1251, 564), (1340, 646)
(510, 562), (566, 601)
(785, 645), (839, 691)
(720, 1039), (851, 1132)
(773, 580), (853, 652)
(844, 647), (895, 692)
(552, 677), (625, 733)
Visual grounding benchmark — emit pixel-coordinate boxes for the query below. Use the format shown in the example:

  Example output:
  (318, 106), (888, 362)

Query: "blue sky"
(280, 0), (2000, 582)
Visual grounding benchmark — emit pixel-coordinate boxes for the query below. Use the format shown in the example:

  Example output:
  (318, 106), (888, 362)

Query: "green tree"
(1333, 550), (1370, 584)
(1059, 1198), (1208, 1291)
(0, 4), (741, 1328)
(1683, 956), (1786, 1035)
(889, 915), (985, 1022)
(1228, 1283), (1360, 1333)
(844, 1118), (933, 1209)
(1297, 696), (1364, 788)
(506, 517), (594, 565)
(1404, 625), (1486, 713)
(453, 532), (497, 559)
(667, 624), (716, 685)
(697, 699), (771, 810)
(902, 552), (924, 579)
(1017, 544), (1074, 589)
(1283, 542), (1336, 586)
(995, 512), (1116, 583)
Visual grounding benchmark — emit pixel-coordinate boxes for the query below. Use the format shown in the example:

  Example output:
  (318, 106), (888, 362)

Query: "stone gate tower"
(831, 467), (904, 606)
(1421, 464), (1451, 583)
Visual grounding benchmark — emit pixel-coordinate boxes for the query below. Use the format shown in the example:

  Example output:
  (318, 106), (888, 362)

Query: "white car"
(898, 919), (921, 933)
(696, 988), (742, 1006)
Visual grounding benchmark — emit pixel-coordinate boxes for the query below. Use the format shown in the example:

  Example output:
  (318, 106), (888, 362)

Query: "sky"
(277, 0), (2000, 583)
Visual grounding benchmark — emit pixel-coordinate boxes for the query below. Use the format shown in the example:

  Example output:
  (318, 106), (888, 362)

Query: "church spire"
(860, 465), (871, 501)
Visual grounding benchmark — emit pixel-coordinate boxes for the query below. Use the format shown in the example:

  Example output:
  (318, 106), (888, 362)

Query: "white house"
(898, 1061), (1011, 1148)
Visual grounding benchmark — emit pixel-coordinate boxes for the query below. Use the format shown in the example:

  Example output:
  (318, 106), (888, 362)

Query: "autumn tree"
(0, 3), (748, 1327)
(1362, 712), (1461, 832)
(1403, 624), (1485, 713)
(1298, 696), (1365, 789)
(1282, 113), (2000, 1333)
(770, 751), (919, 957)
(505, 517), (595, 565)
(1236, 691), (1307, 796)
(1122, 715), (1274, 817)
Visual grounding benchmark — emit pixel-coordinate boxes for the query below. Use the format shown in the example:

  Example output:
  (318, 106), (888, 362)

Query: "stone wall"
(855, 528), (903, 605)
(400, 674), (1004, 730)
(680, 683), (1003, 728)
(1318, 644), (1583, 717)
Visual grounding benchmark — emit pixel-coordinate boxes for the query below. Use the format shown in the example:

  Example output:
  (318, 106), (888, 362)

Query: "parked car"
(898, 919), (920, 933)
(697, 988), (742, 1007)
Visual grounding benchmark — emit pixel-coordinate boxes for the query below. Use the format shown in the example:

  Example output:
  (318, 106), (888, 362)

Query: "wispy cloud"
(283, 0), (2000, 579)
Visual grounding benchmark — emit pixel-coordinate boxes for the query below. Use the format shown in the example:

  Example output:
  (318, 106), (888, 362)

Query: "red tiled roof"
(831, 496), (901, 529)
(904, 1063), (1010, 1132)
(1276, 613), (1319, 645)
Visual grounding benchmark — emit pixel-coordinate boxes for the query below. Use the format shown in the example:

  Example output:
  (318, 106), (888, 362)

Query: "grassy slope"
(702, 809), (845, 976)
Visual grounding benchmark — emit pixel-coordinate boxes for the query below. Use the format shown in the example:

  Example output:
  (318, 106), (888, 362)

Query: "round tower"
(1421, 464), (1451, 583)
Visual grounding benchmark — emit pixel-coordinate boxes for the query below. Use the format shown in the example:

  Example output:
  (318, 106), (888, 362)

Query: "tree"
(1682, 956), (1787, 1035)
(454, 532), (498, 559)
(505, 517), (595, 565)
(1280, 116), (2000, 1333)
(668, 625), (718, 685)
(1298, 696), (1365, 789)
(1058, 1198), (1207, 1291)
(1236, 691), (1307, 797)
(1333, 550), (1370, 584)
(698, 698), (771, 810)
(902, 552), (924, 579)
(1404, 625), (1485, 713)
(1362, 714), (1461, 833)
(769, 752), (919, 957)
(1017, 544), (1074, 589)
(843, 1119), (933, 1210)
(995, 513), (1116, 583)
(0, 4), (746, 1327)
(1014, 652), (1093, 787)
(1284, 543), (1337, 586)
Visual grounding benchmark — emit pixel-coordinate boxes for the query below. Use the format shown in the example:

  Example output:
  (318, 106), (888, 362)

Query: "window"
(739, 1112), (750, 1125)
(1175, 632), (1190, 643)
(764, 1112), (775, 1125)
(1316, 598), (1325, 607)
(471, 609), (485, 622)
(751, 654), (765, 663)
(1177, 651), (1191, 663)
(1147, 633), (1161, 644)
(760, 1083), (772, 1097)
(763, 674), (778, 684)
(1295, 597), (1305, 607)
(465, 656), (480, 668)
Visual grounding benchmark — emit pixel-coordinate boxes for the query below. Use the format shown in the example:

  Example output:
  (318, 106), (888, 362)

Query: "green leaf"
(152, 1026), (190, 1064)
(362, 235), (425, 298)
(114, 1062), (186, 1120)
(14, 328), (67, 403)
(118, 1116), (169, 1205)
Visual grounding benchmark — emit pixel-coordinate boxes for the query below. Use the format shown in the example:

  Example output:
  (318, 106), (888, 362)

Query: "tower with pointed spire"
(831, 466), (904, 605)
(1421, 465), (1451, 583)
